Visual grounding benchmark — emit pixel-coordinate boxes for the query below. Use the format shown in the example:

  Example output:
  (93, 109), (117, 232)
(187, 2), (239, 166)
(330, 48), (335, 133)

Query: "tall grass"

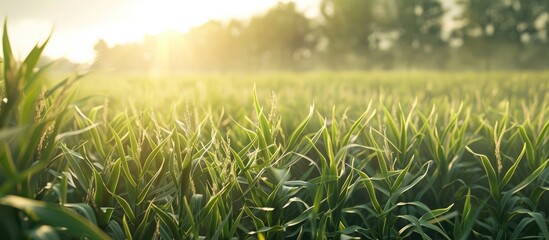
(2, 22), (549, 239)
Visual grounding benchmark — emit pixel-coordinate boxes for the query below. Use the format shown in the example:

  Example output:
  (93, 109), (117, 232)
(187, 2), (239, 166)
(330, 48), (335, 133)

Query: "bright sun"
(3, 0), (284, 63)
(132, 0), (207, 34)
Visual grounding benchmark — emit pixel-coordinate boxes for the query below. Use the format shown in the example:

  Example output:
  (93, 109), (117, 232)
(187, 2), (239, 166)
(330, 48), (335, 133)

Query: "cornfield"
(1, 23), (548, 239)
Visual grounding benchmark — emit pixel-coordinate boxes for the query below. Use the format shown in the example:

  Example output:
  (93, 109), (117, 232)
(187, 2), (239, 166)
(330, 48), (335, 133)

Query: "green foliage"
(2, 21), (549, 239)
(0, 21), (109, 239)
(91, 1), (549, 71)
(38, 69), (545, 239)
(456, 0), (549, 70)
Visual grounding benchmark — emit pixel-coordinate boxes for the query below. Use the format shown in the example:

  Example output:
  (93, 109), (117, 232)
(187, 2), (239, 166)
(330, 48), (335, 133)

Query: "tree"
(185, 20), (238, 71)
(91, 39), (149, 71)
(456, 0), (549, 70)
(393, 0), (446, 69)
(92, 39), (110, 69)
(243, 2), (315, 70)
(505, 0), (549, 68)
(320, 0), (379, 68)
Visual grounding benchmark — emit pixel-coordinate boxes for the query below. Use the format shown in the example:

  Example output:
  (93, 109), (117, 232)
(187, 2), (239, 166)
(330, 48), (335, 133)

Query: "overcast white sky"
(0, 0), (320, 63)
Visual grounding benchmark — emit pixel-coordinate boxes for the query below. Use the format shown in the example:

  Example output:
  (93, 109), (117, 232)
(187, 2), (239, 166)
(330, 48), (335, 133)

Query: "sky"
(0, 0), (320, 63)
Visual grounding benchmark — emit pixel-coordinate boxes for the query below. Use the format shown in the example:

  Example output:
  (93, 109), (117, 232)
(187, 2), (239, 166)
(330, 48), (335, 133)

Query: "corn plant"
(2, 20), (549, 239)
(0, 21), (109, 239)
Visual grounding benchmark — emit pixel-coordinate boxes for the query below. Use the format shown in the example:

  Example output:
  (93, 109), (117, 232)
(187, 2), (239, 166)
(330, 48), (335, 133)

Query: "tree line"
(92, 0), (549, 71)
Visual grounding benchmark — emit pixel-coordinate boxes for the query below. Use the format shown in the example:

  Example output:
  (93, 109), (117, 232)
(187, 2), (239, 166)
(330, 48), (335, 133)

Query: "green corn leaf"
(19, 35), (50, 88)
(500, 144), (526, 187)
(509, 159), (548, 195)
(400, 213), (452, 240)
(98, 207), (115, 227)
(121, 215), (133, 240)
(0, 21), (18, 128)
(65, 203), (98, 226)
(244, 206), (265, 230)
(467, 147), (500, 201)
(126, 117), (141, 171)
(397, 215), (431, 240)
(510, 217), (535, 239)
(512, 209), (549, 239)
(0, 195), (110, 240)
(107, 159), (121, 193)
(62, 144), (91, 191)
(75, 106), (106, 158)
(141, 131), (171, 175)
(253, 89), (273, 146)
(212, 207), (233, 239)
(133, 201), (154, 239)
(388, 161), (432, 204)
(113, 194), (135, 223)
(369, 129), (389, 175)
(455, 189), (476, 240)
(229, 208), (245, 237)
(284, 208), (312, 228)
(357, 170), (382, 214)
(531, 186), (549, 204)
(0, 143), (17, 180)
(110, 125), (137, 188)
(137, 159), (164, 205)
(398, 104), (408, 159)
(312, 181), (324, 214)
(518, 126), (536, 168)
(286, 104), (313, 151)
(93, 170), (106, 206)
(391, 155), (414, 192)
(105, 220), (126, 240)
(535, 120), (549, 147)
(420, 204), (454, 222)
(341, 104), (374, 147)
(382, 107), (400, 144)
(45, 73), (85, 98)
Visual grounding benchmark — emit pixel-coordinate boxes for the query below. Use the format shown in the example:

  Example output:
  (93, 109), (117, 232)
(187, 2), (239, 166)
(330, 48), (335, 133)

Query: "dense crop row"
(1, 24), (549, 239)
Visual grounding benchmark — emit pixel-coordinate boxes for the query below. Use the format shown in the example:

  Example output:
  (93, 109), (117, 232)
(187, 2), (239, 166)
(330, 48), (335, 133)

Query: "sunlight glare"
(133, 0), (219, 34)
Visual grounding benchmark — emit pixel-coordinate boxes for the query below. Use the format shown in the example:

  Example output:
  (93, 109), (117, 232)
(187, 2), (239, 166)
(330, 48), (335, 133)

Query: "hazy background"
(2, 0), (548, 71)
(1, 0), (319, 63)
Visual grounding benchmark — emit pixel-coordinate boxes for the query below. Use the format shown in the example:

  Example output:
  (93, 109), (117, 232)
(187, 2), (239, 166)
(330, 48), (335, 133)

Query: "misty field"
(2, 34), (549, 239)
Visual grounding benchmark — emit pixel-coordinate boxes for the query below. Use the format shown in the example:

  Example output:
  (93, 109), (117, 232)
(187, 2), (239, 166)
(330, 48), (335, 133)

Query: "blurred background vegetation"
(87, 0), (549, 72)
